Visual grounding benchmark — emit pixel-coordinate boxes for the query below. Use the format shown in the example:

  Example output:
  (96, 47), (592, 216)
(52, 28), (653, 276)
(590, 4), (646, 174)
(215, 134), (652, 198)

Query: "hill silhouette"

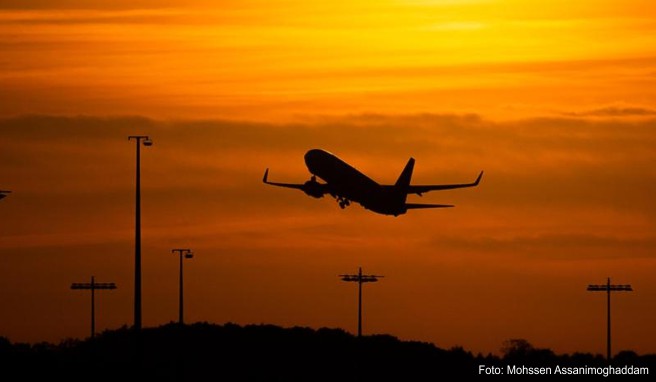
(1, 323), (654, 380)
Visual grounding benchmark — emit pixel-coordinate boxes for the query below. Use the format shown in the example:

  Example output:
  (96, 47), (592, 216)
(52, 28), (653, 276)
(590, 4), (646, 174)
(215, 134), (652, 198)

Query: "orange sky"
(1, 0), (656, 356)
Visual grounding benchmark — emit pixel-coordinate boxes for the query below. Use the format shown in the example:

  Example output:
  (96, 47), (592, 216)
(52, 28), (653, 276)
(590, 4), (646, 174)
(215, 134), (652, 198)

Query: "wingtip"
(475, 170), (484, 185)
(263, 168), (269, 183)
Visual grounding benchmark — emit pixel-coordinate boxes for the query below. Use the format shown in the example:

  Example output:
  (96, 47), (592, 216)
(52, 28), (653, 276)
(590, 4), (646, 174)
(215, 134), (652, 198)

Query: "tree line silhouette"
(1, 323), (654, 381)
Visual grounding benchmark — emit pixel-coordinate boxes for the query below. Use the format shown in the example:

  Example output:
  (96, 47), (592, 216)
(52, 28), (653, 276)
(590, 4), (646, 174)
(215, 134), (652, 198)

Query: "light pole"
(128, 135), (152, 331)
(340, 267), (383, 338)
(71, 276), (117, 338)
(171, 248), (194, 325)
(587, 277), (633, 362)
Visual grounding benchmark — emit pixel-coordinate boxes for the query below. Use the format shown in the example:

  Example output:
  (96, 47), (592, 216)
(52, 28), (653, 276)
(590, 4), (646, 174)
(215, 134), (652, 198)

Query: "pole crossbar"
(587, 277), (633, 362)
(340, 267), (383, 338)
(71, 276), (117, 338)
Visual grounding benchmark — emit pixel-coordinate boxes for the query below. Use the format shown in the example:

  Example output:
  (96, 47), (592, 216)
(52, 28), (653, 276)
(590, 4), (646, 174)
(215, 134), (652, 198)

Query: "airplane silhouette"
(0, 190), (10, 200)
(263, 149), (482, 216)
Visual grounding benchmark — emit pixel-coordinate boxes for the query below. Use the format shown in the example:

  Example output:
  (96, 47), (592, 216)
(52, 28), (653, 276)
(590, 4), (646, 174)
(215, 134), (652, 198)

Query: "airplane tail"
(395, 157), (415, 188)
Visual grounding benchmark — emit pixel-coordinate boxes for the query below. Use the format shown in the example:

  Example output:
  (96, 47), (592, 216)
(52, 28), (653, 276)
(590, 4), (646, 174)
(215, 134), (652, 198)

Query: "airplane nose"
(304, 149), (322, 166)
(304, 149), (327, 174)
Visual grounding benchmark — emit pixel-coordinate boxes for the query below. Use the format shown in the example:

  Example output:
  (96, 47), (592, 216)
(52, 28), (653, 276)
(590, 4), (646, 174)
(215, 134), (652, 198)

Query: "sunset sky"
(1, 0), (656, 356)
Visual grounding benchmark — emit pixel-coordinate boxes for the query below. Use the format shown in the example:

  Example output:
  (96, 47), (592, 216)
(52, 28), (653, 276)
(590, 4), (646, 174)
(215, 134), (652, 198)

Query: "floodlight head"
(185, 252), (194, 259)
(143, 138), (153, 146)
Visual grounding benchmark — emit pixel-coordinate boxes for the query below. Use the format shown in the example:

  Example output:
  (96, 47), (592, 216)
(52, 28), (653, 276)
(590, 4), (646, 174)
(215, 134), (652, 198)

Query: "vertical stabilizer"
(395, 158), (415, 188)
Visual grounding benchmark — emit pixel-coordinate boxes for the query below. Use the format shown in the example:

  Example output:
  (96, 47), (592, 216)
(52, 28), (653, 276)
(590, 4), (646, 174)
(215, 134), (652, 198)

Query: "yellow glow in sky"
(1, 0), (655, 119)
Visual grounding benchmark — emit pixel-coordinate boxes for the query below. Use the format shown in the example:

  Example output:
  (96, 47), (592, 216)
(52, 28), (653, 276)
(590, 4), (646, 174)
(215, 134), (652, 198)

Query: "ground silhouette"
(1, 323), (654, 380)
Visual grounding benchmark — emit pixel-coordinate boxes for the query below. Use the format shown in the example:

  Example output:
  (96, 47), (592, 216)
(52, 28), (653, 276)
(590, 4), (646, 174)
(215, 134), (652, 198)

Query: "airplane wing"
(262, 169), (305, 190)
(406, 171), (483, 195)
(262, 169), (329, 198)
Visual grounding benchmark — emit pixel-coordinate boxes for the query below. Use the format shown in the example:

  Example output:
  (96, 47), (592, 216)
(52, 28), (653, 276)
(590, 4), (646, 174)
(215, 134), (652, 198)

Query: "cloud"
(562, 105), (656, 117)
(0, 9), (189, 25)
(429, 233), (656, 259)
(2, 6), (656, 122)
(0, 0), (183, 10)
(2, 112), (656, 236)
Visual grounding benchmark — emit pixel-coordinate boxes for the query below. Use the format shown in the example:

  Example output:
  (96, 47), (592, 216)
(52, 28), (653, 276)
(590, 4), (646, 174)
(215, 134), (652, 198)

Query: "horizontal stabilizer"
(405, 203), (454, 209)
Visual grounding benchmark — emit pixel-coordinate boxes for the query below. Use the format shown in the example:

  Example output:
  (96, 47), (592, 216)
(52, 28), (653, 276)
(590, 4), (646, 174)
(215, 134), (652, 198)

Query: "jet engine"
(302, 176), (325, 198)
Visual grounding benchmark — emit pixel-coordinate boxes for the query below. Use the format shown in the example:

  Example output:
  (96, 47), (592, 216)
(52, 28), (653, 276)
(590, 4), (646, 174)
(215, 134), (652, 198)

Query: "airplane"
(263, 149), (482, 216)
(0, 190), (10, 201)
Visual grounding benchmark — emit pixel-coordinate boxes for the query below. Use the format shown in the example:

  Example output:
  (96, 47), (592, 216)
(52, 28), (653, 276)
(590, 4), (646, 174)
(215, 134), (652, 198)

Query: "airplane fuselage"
(304, 149), (408, 215)
(263, 148), (481, 216)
